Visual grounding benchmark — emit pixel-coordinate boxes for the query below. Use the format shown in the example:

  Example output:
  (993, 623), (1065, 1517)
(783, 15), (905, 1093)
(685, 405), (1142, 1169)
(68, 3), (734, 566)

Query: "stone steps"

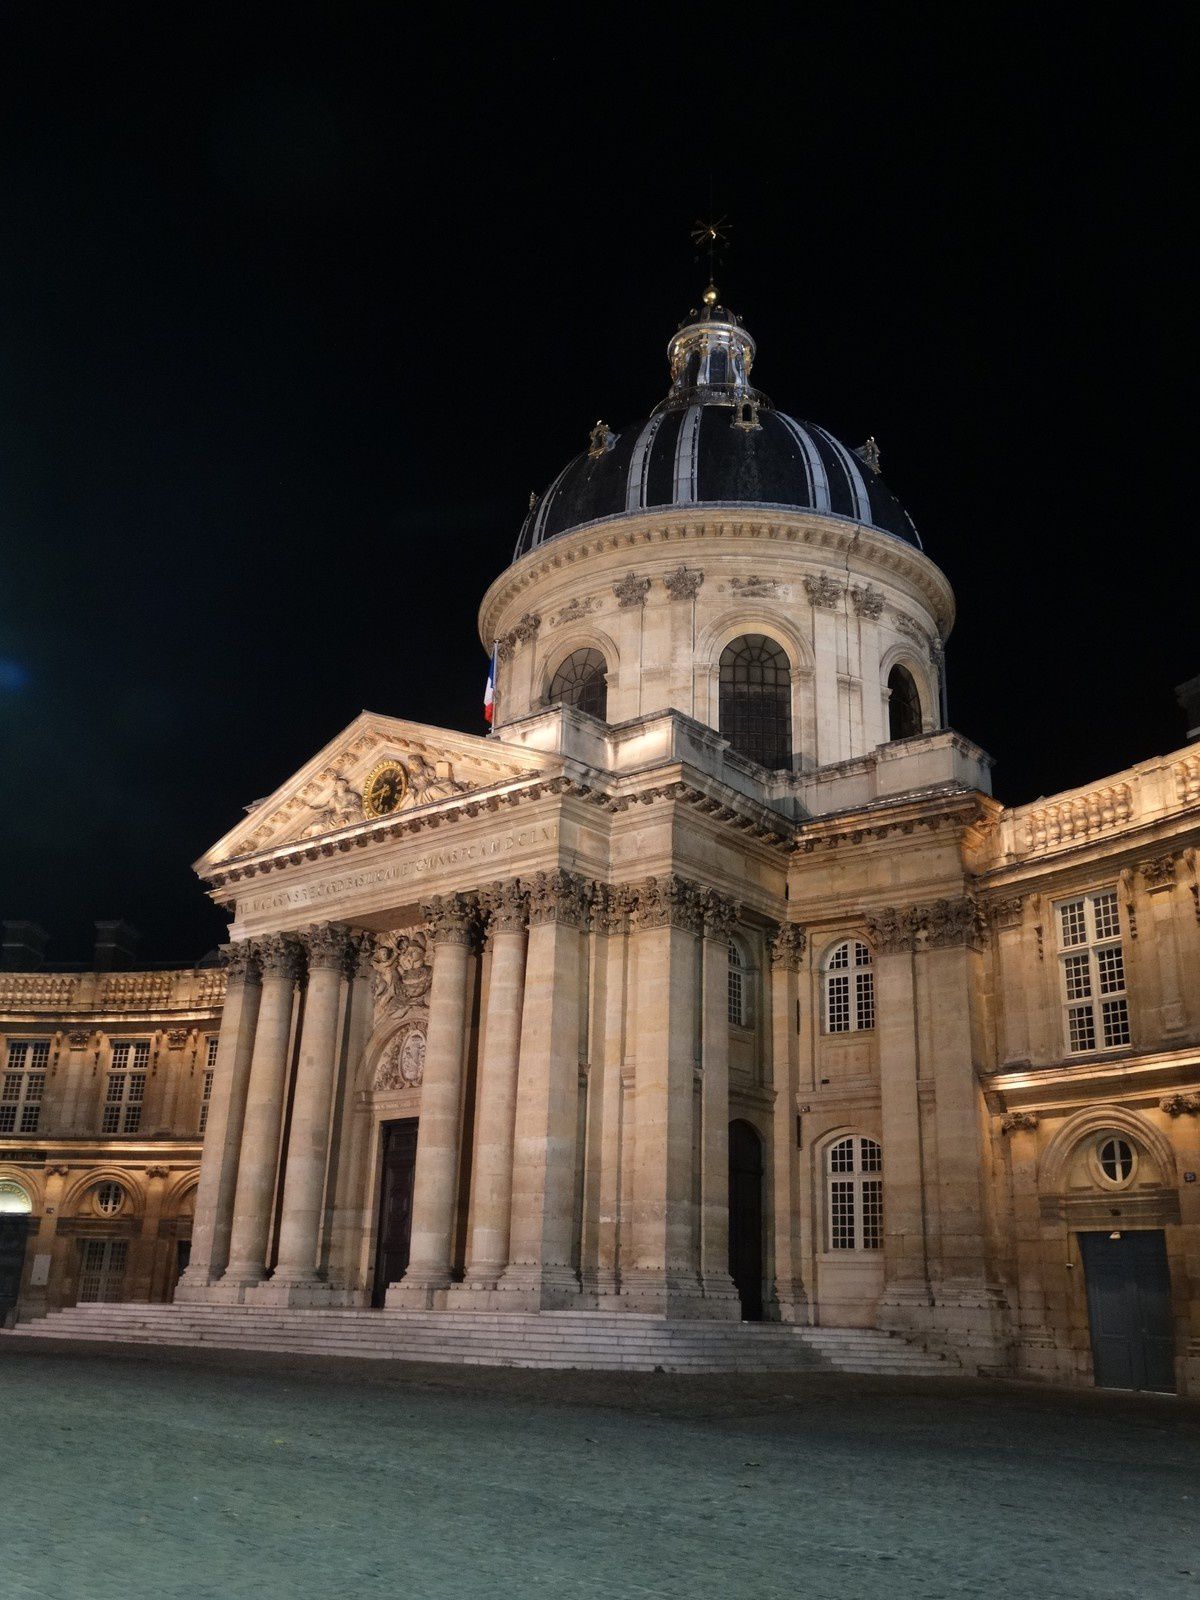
(5, 1303), (957, 1376)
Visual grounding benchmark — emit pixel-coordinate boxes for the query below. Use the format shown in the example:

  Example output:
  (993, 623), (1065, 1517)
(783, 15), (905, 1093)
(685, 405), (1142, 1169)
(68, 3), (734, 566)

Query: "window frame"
(102, 1040), (150, 1135)
(718, 633), (793, 771)
(198, 1036), (219, 1134)
(546, 647), (608, 721)
(822, 940), (876, 1035)
(1055, 889), (1131, 1055)
(1, 1039), (49, 1135)
(727, 939), (752, 1029)
(825, 1135), (884, 1252)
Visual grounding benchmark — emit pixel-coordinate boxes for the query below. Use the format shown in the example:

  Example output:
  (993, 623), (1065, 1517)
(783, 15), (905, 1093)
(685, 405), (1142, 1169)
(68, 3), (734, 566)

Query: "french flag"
(483, 644), (497, 725)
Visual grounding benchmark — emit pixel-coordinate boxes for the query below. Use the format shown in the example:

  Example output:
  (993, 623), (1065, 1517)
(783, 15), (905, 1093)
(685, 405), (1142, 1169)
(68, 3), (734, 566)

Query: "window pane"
(856, 969), (876, 1031)
(827, 972), (850, 1033)
(719, 635), (791, 769)
(1092, 892), (1120, 941)
(860, 1139), (882, 1173)
(1062, 952), (1092, 1000)
(1068, 1005), (1096, 1052)
(829, 1139), (855, 1173)
(829, 1180), (856, 1248)
(1096, 945), (1125, 995)
(1101, 997), (1131, 1047)
(1059, 900), (1087, 948)
(861, 1179), (883, 1249)
(547, 649), (607, 720)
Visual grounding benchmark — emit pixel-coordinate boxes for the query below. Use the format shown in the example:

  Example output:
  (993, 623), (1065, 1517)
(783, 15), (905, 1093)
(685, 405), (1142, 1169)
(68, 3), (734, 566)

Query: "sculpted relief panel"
(370, 927), (432, 1092)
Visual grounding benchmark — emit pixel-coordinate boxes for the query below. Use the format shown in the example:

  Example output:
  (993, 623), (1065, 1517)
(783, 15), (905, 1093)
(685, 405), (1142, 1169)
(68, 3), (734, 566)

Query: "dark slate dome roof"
(513, 288), (920, 560)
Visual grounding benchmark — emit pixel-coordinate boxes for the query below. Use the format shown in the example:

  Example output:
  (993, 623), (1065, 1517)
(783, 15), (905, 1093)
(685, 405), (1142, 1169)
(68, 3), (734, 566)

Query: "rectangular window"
(103, 1040), (150, 1134)
(861, 1178), (884, 1250)
(78, 1239), (128, 1303)
(856, 970), (876, 1031)
(1057, 890), (1130, 1055)
(0, 1041), (50, 1134)
(727, 966), (745, 1027)
(829, 1180), (856, 1249)
(198, 1072), (215, 1134)
(827, 972), (851, 1033)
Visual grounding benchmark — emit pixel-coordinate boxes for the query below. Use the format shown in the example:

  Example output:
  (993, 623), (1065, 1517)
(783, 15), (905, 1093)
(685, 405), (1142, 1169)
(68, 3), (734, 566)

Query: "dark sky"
(0, 5), (1191, 964)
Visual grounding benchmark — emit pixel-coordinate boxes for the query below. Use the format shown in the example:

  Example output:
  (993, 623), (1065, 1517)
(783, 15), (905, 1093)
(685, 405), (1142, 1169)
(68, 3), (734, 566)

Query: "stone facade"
(0, 963), (222, 1319)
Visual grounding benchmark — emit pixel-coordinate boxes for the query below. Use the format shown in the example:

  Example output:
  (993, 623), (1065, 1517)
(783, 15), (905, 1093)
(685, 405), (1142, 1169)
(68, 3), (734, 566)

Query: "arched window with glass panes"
(827, 1135), (883, 1251)
(718, 634), (791, 770)
(727, 939), (751, 1028)
(887, 664), (923, 740)
(823, 940), (875, 1033)
(547, 648), (608, 720)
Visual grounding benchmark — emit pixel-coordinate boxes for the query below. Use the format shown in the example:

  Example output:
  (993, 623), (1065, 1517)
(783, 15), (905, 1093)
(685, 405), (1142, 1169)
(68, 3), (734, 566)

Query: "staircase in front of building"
(5, 1304), (959, 1376)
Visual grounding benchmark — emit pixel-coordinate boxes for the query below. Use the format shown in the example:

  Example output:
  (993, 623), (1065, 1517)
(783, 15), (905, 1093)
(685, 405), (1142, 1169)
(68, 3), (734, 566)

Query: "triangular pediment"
(196, 712), (561, 874)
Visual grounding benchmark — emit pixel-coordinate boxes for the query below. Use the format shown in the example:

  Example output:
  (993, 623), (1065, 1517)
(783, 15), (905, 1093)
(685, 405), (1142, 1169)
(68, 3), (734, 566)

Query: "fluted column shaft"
(176, 944), (263, 1295)
(699, 892), (739, 1307)
(769, 923), (807, 1320)
(272, 925), (352, 1284)
(463, 884), (528, 1287)
(498, 871), (589, 1306)
(220, 935), (301, 1287)
(394, 895), (477, 1300)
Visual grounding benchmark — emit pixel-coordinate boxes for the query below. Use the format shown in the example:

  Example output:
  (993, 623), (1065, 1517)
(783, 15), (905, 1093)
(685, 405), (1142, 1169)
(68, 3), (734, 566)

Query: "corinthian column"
(497, 869), (590, 1309)
(217, 933), (302, 1294)
(265, 923), (353, 1295)
(697, 889), (741, 1312)
(460, 881), (528, 1291)
(176, 941), (262, 1299)
(769, 921), (808, 1321)
(390, 893), (478, 1307)
(622, 874), (712, 1318)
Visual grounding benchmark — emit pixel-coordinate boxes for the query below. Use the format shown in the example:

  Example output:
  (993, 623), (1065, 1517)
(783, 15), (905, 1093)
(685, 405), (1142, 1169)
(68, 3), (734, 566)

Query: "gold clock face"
(362, 760), (408, 819)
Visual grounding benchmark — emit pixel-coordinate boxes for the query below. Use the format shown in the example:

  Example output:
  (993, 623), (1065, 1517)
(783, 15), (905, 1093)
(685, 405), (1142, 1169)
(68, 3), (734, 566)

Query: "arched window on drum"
(547, 648), (608, 721)
(887, 664), (923, 740)
(719, 634), (792, 770)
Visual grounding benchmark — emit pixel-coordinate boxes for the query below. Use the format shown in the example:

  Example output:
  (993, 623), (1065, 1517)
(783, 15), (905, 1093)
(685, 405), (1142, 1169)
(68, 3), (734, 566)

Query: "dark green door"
(1078, 1230), (1175, 1393)
(0, 1216), (30, 1321)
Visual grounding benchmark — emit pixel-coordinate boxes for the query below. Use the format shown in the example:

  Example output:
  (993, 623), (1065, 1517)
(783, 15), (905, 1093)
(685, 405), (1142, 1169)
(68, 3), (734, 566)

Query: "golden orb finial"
(702, 283), (719, 306)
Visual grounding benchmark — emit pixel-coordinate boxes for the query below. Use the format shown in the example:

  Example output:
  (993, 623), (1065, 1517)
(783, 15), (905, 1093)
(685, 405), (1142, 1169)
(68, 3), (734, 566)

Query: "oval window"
(1097, 1137), (1135, 1186)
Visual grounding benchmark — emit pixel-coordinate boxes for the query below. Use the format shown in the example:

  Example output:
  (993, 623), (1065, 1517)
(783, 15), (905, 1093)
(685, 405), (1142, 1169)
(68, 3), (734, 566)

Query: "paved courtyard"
(1, 1340), (1198, 1600)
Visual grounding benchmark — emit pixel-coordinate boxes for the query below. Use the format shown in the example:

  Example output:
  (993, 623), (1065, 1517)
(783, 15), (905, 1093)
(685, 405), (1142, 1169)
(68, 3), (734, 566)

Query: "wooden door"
(372, 1119), (419, 1308)
(1079, 1229), (1175, 1393)
(728, 1119), (764, 1321)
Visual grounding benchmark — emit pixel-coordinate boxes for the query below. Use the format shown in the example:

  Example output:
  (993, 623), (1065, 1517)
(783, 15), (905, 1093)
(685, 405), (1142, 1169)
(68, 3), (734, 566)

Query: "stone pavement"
(1, 1338), (1198, 1600)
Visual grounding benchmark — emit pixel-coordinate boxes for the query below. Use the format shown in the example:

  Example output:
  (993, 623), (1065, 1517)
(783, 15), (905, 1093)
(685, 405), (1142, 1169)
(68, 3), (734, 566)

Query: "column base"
(879, 1276), (1011, 1373)
(244, 1276), (366, 1309)
(493, 1263), (582, 1311)
(768, 1275), (811, 1325)
(617, 1268), (738, 1320)
(386, 1269), (453, 1310)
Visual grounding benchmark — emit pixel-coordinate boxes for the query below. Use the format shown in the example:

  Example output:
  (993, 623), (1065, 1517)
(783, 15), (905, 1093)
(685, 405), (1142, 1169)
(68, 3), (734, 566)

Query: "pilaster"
(769, 921), (808, 1322)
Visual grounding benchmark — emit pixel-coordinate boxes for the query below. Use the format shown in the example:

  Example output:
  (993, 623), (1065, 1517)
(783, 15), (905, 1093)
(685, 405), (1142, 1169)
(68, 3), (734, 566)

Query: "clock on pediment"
(362, 759), (408, 819)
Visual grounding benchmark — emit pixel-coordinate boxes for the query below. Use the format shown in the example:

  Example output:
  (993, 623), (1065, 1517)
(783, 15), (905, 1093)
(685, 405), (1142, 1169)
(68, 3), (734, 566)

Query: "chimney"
(93, 920), (140, 972)
(1, 921), (50, 971)
(1176, 675), (1200, 744)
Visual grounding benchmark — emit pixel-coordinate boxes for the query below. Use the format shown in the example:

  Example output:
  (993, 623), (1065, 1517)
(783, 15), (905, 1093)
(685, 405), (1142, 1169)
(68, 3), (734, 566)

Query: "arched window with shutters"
(827, 1135), (883, 1251)
(719, 634), (792, 770)
(887, 664), (923, 740)
(547, 647), (608, 721)
(823, 940), (875, 1033)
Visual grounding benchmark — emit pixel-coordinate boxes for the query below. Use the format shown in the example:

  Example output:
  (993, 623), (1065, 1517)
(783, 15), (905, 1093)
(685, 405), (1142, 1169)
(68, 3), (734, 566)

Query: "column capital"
(353, 930), (377, 979)
(525, 869), (593, 929)
(483, 878), (529, 938)
(300, 923), (354, 972)
(255, 932), (304, 981)
(769, 922), (807, 969)
(867, 895), (985, 954)
(421, 892), (481, 947)
(697, 887), (739, 942)
(219, 940), (261, 986)
(631, 874), (702, 935)
(591, 882), (637, 935)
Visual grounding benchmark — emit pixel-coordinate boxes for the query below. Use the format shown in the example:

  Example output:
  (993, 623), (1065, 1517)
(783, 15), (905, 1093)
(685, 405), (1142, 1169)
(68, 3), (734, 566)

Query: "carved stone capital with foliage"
(632, 874), (703, 935)
(664, 564), (704, 601)
(219, 940), (262, 986)
(849, 583), (885, 619)
(525, 869), (593, 929)
(420, 893), (481, 947)
(301, 923), (354, 973)
(1140, 854), (1178, 890)
(865, 905), (920, 954)
(697, 887), (739, 942)
(922, 896), (987, 949)
(484, 878), (530, 937)
(1160, 1093), (1200, 1117)
(613, 572), (651, 609)
(770, 922), (808, 970)
(255, 932), (303, 982)
(803, 573), (844, 609)
(989, 896), (1025, 928)
(589, 882), (638, 934)
(1000, 1111), (1039, 1134)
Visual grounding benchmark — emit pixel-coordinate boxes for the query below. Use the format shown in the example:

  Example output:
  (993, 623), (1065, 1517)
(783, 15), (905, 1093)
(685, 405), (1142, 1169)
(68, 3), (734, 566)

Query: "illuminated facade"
(13, 287), (1199, 1392)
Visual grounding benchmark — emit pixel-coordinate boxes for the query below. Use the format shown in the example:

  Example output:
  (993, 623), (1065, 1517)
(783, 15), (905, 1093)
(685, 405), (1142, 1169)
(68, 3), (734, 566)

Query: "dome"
(514, 288), (920, 560)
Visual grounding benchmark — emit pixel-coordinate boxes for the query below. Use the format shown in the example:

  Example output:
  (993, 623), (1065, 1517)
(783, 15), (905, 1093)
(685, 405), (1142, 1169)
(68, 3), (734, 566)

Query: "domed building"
(18, 281), (1197, 1395)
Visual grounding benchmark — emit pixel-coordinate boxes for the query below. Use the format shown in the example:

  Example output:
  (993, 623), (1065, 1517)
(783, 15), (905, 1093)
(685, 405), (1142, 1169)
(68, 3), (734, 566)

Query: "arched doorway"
(728, 1120), (764, 1321)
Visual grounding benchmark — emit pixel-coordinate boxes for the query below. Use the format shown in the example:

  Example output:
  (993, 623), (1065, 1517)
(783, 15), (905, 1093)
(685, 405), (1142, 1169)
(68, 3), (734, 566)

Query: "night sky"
(0, 6), (1191, 965)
